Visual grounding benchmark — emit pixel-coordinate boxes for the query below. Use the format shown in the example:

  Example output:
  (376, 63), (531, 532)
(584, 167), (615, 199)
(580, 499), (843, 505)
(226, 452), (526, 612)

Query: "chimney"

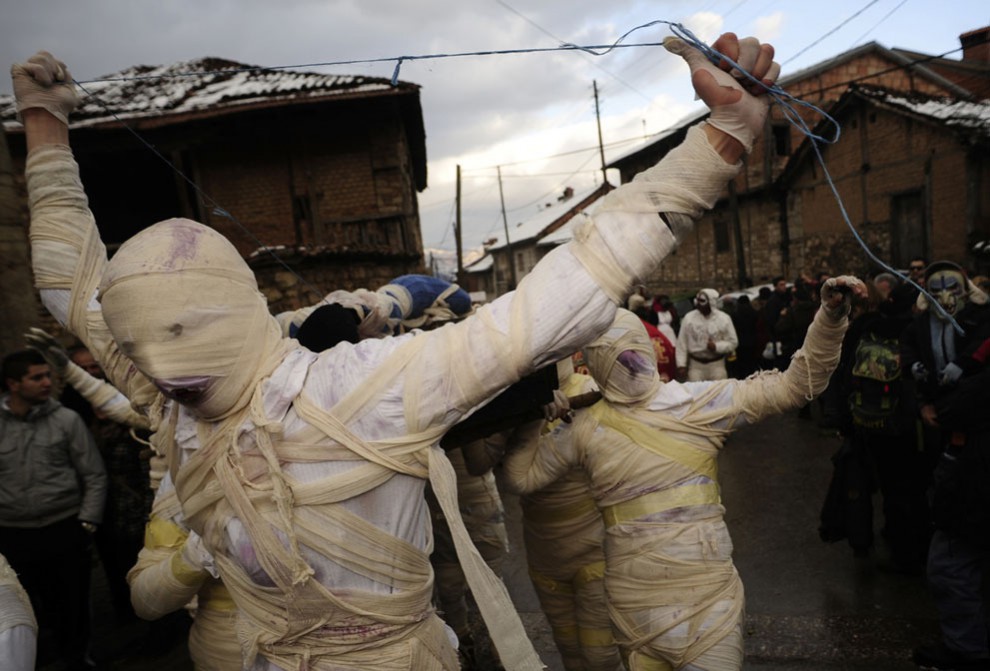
(960, 26), (990, 63)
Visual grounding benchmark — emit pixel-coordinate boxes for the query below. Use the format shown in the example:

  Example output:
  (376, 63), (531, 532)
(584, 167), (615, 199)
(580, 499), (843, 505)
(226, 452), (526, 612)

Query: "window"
(772, 124), (791, 157)
(714, 218), (730, 253)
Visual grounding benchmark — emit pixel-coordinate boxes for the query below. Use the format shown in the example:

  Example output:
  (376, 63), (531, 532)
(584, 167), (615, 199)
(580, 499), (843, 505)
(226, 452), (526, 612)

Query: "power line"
(848, 0), (911, 47)
(783, 0), (884, 65)
(493, 0), (656, 104)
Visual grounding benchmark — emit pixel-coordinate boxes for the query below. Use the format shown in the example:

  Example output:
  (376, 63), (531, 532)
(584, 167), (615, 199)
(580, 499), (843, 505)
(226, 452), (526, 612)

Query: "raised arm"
(730, 276), (865, 424)
(12, 53), (159, 414)
(24, 329), (150, 429)
(376, 34), (782, 432)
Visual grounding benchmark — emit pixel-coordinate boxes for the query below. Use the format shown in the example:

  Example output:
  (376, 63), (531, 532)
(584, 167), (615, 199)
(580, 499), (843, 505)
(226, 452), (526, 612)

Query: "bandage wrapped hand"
(819, 275), (865, 321)
(542, 389), (572, 423)
(180, 530), (219, 579)
(664, 32), (781, 153)
(24, 327), (69, 376)
(10, 51), (80, 124)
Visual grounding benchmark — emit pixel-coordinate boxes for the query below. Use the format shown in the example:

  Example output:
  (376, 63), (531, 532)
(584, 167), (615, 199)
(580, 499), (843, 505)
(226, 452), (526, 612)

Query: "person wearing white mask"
(676, 289), (738, 381)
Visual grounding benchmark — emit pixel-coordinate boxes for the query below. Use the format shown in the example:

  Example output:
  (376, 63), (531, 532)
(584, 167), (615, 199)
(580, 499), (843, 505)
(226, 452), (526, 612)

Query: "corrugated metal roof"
(1, 57), (417, 131)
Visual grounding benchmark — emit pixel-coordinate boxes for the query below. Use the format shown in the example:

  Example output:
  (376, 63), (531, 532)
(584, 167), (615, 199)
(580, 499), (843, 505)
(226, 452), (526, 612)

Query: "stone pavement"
(48, 406), (938, 670)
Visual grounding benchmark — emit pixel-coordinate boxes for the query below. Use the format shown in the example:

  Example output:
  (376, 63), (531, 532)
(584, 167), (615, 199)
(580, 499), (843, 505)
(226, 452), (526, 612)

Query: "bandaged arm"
(0, 555), (37, 671)
(24, 113), (158, 413)
(128, 515), (213, 620)
(501, 421), (578, 496)
(405, 125), (746, 432)
(730, 305), (848, 424)
(62, 360), (150, 429)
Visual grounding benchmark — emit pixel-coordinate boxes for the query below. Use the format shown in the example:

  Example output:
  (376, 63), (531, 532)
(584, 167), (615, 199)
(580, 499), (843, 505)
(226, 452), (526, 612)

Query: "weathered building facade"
(608, 26), (990, 295)
(0, 57), (429, 325)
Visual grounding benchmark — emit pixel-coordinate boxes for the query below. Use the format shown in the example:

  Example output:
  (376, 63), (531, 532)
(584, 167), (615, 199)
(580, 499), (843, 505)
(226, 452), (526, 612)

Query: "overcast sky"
(2, 1), (987, 258)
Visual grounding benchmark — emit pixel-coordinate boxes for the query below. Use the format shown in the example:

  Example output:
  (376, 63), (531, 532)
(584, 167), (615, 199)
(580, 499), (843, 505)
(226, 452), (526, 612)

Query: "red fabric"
(972, 338), (990, 365)
(640, 319), (677, 382)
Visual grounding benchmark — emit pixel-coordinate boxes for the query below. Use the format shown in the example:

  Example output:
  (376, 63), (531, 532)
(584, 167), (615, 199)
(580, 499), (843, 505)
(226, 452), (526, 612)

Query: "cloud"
(753, 11), (786, 41)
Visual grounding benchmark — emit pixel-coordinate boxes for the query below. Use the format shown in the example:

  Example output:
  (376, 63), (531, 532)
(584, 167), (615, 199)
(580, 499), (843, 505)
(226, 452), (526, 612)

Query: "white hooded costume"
(675, 289), (738, 381)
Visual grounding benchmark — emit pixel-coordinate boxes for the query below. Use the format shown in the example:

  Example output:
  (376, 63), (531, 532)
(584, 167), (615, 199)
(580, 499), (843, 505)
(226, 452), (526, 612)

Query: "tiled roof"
(1, 57), (417, 130)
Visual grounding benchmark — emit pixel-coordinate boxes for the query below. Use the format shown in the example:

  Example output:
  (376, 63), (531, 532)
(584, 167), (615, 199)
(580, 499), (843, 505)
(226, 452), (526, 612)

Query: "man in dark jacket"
(0, 349), (106, 671)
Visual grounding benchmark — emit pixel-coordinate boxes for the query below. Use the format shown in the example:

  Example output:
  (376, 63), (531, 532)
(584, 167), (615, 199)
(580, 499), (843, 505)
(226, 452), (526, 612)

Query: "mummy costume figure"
(503, 297), (862, 671)
(13, 32), (781, 671)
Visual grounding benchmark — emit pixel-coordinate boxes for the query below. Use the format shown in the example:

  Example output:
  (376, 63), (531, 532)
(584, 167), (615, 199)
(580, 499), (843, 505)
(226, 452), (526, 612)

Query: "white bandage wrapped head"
(98, 218), (286, 420)
(582, 309), (660, 405)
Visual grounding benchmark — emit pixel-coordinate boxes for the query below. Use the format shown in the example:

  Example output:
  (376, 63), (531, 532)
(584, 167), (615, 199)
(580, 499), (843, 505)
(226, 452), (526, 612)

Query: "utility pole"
(455, 164), (463, 286)
(593, 80), (608, 186)
(497, 165), (517, 291)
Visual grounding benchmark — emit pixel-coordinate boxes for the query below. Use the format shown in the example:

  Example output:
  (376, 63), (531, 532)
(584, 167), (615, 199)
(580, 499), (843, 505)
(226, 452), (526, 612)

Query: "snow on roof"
(863, 87), (990, 134)
(1, 57), (414, 130)
(538, 195), (608, 247)
(485, 183), (604, 252)
(465, 253), (494, 273)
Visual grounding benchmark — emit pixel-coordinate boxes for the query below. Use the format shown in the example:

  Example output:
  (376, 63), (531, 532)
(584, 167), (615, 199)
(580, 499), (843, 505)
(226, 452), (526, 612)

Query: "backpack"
(848, 331), (903, 434)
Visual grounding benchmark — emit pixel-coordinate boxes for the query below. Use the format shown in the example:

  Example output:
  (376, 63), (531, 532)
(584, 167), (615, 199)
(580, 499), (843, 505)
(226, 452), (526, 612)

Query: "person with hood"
(676, 289), (738, 381)
(504, 279), (863, 670)
(13, 33), (781, 671)
(0, 349), (106, 671)
(901, 262), (990, 670)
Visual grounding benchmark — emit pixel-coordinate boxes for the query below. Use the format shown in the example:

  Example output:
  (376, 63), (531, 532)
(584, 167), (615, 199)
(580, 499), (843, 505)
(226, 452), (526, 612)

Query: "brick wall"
(627, 46), (987, 296)
(790, 101), (985, 276)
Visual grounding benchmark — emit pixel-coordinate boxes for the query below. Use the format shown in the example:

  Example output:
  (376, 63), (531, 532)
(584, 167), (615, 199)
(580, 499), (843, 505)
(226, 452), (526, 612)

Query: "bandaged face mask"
(99, 219), (286, 419)
(583, 309), (660, 405)
(927, 269), (966, 320)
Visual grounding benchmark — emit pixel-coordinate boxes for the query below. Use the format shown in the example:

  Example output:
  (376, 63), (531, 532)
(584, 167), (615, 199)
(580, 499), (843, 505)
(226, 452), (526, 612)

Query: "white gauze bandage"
(98, 219), (293, 421)
(583, 309), (661, 405)
(568, 124), (740, 303)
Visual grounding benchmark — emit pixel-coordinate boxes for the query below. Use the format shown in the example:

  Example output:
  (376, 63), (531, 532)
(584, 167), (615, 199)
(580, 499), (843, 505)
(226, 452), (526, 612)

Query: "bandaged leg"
(574, 566), (622, 671)
(606, 518), (744, 670)
(522, 472), (621, 671)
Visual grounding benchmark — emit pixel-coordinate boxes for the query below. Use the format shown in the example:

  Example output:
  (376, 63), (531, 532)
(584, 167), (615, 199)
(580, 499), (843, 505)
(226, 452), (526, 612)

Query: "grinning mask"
(582, 309), (660, 405)
(98, 219), (286, 420)
(927, 268), (967, 321)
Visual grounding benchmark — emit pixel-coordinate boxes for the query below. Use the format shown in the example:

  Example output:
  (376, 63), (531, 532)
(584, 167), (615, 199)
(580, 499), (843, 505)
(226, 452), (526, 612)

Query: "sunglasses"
(909, 265), (925, 271)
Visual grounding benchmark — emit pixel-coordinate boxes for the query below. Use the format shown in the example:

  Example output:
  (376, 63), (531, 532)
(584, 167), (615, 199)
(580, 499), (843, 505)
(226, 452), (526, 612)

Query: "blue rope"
(622, 21), (962, 333)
